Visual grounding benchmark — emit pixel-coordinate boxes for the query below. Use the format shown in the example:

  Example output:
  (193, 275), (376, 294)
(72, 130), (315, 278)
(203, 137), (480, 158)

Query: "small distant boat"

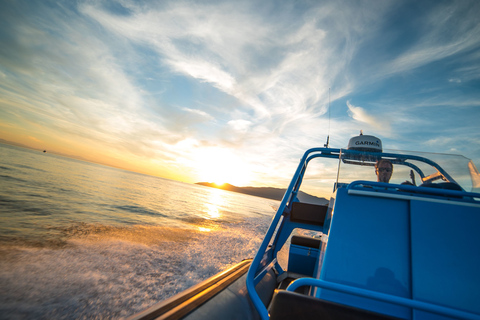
(128, 133), (480, 320)
(43, 150), (46, 153)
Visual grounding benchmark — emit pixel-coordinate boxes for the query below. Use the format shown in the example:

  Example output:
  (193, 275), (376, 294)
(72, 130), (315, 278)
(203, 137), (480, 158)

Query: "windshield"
(298, 148), (480, 201)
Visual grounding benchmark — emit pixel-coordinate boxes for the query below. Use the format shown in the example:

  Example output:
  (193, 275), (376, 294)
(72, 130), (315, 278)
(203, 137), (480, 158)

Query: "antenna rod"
(324, 88), (331, 148)
(328, 88), (331, 135)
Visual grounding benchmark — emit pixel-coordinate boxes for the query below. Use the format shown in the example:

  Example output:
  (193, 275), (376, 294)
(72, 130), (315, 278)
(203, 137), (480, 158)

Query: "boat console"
(247, 134), (480, 320)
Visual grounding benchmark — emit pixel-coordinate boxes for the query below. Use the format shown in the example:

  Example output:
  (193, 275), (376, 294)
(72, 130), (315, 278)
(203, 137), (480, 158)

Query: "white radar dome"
(347, 133), (382, 152)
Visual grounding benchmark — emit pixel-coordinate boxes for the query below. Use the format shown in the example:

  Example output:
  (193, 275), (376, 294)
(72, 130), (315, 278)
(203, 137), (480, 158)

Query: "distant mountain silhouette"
(196, 182), (329, 205)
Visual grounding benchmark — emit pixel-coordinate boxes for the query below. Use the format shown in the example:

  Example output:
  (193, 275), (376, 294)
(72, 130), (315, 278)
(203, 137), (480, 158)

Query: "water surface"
(0, 144), (277, 319)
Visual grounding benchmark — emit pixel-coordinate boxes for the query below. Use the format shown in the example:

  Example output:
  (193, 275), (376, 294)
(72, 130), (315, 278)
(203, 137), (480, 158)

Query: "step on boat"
(128, 133), (480, 320)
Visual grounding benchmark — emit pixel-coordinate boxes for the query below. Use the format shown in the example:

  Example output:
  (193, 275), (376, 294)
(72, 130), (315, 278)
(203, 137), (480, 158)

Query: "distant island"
(196, 182), (328, 205)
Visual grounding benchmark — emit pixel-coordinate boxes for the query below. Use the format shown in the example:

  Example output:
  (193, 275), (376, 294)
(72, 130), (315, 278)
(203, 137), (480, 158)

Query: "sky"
(1, 0), (480, 189)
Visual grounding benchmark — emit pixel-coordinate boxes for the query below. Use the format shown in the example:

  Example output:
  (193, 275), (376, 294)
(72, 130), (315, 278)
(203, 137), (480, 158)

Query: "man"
(375, 159), (393, 183)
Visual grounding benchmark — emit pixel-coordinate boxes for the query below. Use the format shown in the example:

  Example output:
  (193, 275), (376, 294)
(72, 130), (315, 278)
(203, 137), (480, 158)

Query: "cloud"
(1, 0), (480, 185)
(228, 119), (252, 133)
(169, 59), (236, 91)
(371, 1), (480, 81)
(0, 2), (189, 151)
(80, 0), (374, 123)
(80, 2), (273, 118)
(346, 101), (391, 134)
(182, 108), (214, 120)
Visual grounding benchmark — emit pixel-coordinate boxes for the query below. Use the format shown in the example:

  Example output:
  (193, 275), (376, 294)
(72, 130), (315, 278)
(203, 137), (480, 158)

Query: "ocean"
(0, 143), (277, 319)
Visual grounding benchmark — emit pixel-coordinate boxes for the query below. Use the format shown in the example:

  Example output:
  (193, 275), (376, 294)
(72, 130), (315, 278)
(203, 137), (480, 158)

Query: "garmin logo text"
(355, 140), (380, 147)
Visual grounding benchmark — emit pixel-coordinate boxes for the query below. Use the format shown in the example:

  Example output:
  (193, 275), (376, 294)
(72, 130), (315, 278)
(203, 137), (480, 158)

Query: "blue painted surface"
(288, 245), (319, 276)
(246, 146), (480, 319)
(410, 200), (480, 316)
(317, 187), (480, 319)
(318, 187), (412, 318)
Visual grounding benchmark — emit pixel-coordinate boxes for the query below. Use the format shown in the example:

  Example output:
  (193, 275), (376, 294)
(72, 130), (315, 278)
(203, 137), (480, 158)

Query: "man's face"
(376, 162), (392, 183)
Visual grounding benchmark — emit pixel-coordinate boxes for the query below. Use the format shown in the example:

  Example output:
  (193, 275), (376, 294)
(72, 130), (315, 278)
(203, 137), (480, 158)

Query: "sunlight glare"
(195, 147), (251, 186)
(205, 203), (221, 219)
(202, 188), (224, 219)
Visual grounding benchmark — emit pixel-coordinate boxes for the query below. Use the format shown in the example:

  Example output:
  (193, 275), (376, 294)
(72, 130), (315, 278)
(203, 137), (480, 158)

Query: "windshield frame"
(297, 147), (477, 200)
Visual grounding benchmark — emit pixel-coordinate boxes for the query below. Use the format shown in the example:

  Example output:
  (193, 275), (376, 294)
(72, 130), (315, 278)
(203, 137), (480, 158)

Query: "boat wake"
(0, 220), (269, 319)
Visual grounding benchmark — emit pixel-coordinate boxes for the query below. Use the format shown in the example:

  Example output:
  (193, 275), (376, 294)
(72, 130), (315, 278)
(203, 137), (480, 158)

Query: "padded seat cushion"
(291, 235), (321, 248)
(290, 202), (327, 226)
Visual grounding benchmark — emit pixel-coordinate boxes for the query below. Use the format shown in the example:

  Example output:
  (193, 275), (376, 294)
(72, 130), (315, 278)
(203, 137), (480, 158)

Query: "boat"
(128, 133), (480, 320)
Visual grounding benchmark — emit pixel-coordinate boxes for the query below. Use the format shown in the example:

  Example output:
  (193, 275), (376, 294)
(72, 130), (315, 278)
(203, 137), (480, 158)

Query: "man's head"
(375, 159), (393, 183)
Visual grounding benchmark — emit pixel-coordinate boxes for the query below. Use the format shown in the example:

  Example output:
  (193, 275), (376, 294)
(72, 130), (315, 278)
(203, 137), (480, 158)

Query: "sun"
(195, 147), (251, 186)
(212, 181), (226, 187)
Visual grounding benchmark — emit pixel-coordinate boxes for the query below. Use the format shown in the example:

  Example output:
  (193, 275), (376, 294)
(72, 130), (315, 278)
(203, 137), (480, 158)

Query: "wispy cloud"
(1, 0), (480, 186)
(372, 2), (480, 80)
(346, 101), (391, 135)
(80, 0), (376, 123)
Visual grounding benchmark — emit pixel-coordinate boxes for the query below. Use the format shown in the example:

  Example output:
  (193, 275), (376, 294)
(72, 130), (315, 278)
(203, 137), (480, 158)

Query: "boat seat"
(269, 290), (401, 320)
(290, 202), (327, 226)
(288, 236), (321, 276)
(291, 235), (321, 248)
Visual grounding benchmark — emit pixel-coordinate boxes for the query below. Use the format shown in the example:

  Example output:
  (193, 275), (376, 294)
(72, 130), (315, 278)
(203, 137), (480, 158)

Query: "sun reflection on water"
(202, 188), (226, 220)
(204, 203), (220, 219)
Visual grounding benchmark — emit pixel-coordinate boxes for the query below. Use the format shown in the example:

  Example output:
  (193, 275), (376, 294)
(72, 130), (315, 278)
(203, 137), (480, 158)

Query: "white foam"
(0, 218), (270, 319)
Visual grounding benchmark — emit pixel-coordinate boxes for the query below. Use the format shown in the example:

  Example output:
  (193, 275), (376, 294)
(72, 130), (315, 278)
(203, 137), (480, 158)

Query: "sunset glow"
(195, 147), (252, 186)
(1, 0), (479, 187)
